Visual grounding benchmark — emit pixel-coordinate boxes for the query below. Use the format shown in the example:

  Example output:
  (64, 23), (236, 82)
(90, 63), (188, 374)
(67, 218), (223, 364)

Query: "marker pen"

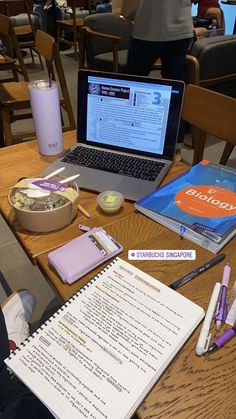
(196, 282), (221, 356)
(215, 262), (231, 330)
(208, 325), (236, 353)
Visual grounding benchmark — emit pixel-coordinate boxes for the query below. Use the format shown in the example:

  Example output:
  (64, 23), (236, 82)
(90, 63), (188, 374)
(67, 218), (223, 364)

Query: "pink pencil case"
(48, 227), (123, 284)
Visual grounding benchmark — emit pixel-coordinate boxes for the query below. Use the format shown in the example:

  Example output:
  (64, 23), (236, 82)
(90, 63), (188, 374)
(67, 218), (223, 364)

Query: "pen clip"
(204, 333), (212, 353)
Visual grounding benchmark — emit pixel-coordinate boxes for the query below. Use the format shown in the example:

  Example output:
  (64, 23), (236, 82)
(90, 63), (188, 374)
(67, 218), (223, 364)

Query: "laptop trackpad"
(79, 169), (150, 201)
(80, 168), (123, 191)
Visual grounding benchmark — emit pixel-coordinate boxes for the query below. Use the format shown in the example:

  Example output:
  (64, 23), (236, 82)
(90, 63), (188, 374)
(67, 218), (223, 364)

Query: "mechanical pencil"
(195, 282), (221, 356)
(208, 325), (236, 353)
(169, 253), (225, 290)
(215, 262), (231, 330)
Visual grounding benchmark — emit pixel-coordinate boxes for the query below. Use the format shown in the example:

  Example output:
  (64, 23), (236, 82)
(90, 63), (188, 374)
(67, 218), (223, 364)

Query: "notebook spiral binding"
(7, 257), (118, 359)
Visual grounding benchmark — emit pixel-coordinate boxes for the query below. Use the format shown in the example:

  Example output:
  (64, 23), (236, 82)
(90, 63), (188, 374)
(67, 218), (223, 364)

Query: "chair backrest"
(35, 30), (76, 130)
(0, 0), (33, 21)
(0, 0), (37, 39)
(0, 13), (29, 81)
(66, 0), (91, 9)
(83, 12), (131, 65)
(187, 34), (236, 97)
(182, 84), (236, 165)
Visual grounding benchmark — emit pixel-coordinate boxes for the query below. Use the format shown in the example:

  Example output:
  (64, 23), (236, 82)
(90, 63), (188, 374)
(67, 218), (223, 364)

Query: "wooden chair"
(0, 29), (76, 146)
(186, 35), (236, 90)
(182, 84), (236, 166)
(0, 0), (43, 69)
(0, 14), (29, 82)
(185, 34), (236, 159)
(57, 0), (91, 59)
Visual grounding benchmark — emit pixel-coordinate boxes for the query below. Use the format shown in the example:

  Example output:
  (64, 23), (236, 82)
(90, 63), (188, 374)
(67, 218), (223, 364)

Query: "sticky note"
(104, 194), (117, 203)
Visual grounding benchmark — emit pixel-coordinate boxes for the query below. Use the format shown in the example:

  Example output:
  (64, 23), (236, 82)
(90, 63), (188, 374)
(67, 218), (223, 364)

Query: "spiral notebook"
(5, 258), (204, 419)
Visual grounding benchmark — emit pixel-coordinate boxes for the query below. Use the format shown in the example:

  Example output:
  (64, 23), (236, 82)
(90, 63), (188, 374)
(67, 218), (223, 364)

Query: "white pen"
(195, 282), (221, 356)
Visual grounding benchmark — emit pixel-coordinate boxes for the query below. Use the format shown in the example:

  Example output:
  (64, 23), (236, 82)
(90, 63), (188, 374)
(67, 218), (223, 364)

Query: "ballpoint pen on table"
(208, 325), (236, 353)
(195, 282), (221, 356)
(169, 254), (225, 290)
(215, 262), (231, 330)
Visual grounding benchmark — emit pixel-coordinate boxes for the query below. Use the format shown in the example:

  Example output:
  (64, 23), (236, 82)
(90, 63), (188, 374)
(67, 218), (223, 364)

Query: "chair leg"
(1, 109), (13, 146)
(79, 28), (85, 69)
(37, 50), (44, 70)
(73, 28), (78, 60)
(57, 26), (61, 50)
(60, 107), (65, 127)
(29, 47), (35, 63)
(0, 113), (5, 147)
(219, 143), (234, 165)
(192, 126), (206, 166)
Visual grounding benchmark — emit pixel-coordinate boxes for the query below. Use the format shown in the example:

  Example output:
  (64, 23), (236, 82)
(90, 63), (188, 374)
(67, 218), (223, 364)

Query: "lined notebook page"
(5, 257), (204, 419)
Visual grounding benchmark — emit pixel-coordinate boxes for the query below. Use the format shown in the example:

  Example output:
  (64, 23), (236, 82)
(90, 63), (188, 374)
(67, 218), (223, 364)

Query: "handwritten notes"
(6, 258), (204, 419)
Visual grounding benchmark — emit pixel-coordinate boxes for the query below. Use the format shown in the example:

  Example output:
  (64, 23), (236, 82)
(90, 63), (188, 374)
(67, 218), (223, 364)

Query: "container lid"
(97, 191), (124, 210)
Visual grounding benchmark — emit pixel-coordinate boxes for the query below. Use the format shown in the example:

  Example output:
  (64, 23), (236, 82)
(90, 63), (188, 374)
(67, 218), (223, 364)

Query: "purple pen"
(208, 325), (236, 353)
(215, 262), (231, 330)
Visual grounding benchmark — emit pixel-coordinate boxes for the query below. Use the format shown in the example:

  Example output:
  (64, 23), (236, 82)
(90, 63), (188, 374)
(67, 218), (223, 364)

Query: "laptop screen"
(77, 70), (185, 160)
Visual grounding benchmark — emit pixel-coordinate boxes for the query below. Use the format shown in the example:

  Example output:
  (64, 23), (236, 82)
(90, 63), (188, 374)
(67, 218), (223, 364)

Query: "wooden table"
(37, 212), (236, 418)
(0, 55), (18, 82)
(1, 134), (236, 417)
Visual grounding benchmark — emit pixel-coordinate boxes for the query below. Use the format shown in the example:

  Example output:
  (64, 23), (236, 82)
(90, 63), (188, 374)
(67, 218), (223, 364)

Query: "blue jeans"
(96, 3), (112, 13)
(32, 5), (48, 31)
(126, 37), (192, 81)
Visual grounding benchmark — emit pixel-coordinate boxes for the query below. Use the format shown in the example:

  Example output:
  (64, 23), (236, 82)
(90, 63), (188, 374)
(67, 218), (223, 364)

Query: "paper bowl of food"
(8, 176), (79, 232)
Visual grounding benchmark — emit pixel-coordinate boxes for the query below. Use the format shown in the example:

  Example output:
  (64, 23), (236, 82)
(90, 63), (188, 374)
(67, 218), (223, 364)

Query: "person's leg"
(0, 296), (33, 418)
(0, 292), (53, 418)
(2, 290), (36, 349)
(32, 5), (48, 32)
(126, 38), (161, 76)
(160, 38), (192, 81)
(160, 38), (193, 147)
(0, 307), (10, 365)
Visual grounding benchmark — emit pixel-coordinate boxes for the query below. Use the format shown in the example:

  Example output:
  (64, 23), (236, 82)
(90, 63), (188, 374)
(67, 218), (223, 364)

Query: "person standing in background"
(32, 0), (52, 32)
(196, 0), (222, 28)
(126, 0), (194, 81)
(125, 0), (194, 148)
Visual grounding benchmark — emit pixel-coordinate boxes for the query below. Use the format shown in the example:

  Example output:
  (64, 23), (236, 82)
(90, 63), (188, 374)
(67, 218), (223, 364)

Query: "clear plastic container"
(97, 191), (124, 214)
(8, 177), (79, 232)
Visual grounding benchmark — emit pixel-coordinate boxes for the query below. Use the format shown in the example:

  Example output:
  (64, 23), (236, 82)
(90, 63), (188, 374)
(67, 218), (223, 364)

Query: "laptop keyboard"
(62, 146), (165, 181)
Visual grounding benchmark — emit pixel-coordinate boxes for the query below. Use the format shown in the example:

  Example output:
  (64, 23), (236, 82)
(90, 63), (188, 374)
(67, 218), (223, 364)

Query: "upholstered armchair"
(79, 12), (132, 72)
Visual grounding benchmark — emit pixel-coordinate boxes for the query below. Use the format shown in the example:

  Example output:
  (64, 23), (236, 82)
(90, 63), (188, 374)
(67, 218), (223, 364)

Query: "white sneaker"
(2, 290), (36, 350)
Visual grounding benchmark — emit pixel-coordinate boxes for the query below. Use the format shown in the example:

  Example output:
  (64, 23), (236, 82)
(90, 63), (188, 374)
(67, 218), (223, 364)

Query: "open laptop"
(44, 70), (185, 201)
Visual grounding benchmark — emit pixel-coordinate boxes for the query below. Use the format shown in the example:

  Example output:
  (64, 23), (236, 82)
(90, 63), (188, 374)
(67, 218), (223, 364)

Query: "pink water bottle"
(28, 80), (64, 155)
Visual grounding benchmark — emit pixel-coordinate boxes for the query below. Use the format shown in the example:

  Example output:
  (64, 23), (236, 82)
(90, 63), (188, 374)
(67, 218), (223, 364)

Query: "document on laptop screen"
(86, 76), (172, 155)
